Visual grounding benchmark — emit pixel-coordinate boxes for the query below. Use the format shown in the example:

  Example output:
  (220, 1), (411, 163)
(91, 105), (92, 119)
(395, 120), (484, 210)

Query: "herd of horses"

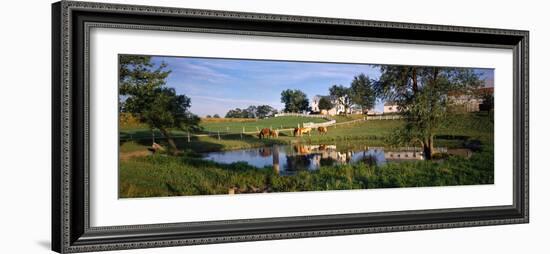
(257, 126), (328, 139)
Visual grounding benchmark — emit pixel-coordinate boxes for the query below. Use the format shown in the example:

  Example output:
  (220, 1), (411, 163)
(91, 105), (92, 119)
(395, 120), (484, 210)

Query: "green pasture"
(119, 113), (493, 154)
(200, 116), (328, 133)
(120, 118), (402, 153)
(119, 147), (494, 198)
(119, 112), (494, 198)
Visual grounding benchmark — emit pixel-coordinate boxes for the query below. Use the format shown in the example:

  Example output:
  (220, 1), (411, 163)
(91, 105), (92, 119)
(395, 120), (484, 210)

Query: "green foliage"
(225, 105), (277, 118)
(256, 105), (278, 118)
(318, 96), (334, 111)
(375, 66), (483, 158)
(349, 73), (376, 112)
(119, 55), (170, 98)
(280, 89), (310, 113)
(225, 108), (247, 118)
(329, 85), (352, 114)
(133, 87), (200, 132)
(119, 55), (201, 152)
(480, 93), (494, 112)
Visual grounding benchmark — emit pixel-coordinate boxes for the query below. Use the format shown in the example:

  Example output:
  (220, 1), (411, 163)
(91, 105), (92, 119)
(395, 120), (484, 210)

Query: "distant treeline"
(225, 105), (278, 119)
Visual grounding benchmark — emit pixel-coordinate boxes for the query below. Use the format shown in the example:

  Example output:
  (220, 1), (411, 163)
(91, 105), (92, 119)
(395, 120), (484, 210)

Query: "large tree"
(256, 105), (278, 118)
(244, 105), (258, 118)
(280, 89), (310, 113)
(375, 66), (482, 159)
(329, 85), (353, 115)
(350, 74), (376, 113)
(317, 97), (334, 111)
(225, 108), (245, 118)
(224, 105), (277, 118)
(119, 55), (200, 154)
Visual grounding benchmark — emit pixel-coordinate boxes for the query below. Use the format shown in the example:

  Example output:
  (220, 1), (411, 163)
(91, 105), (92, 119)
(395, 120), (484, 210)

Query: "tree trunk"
(422, 68), (439, 160)
(159, 128), (179, 155)
(422, 135), (434, 160)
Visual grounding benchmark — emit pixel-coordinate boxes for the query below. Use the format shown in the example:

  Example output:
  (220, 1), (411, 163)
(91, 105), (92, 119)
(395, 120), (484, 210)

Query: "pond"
(203, 144), (471, 175)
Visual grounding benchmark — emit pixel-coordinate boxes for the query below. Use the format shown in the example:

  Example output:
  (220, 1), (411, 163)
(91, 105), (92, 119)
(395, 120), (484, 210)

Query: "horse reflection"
(258, 147), (272, 157)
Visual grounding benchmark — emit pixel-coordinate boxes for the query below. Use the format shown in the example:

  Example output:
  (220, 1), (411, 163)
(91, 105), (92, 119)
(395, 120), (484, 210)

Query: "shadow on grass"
(120, 129), (292, 153)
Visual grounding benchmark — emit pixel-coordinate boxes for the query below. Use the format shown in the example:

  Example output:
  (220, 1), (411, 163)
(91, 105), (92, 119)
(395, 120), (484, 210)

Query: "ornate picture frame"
(52, 1), (528, 253)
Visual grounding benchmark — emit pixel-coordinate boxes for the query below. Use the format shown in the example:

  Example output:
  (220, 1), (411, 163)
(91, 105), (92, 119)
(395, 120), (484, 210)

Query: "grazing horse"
(293, 127), (312, 137)
(269, 129), (279, 138)
(317, 126), (328, 135)
(258, 128), (271, 139)
(300, 127), (312, 136)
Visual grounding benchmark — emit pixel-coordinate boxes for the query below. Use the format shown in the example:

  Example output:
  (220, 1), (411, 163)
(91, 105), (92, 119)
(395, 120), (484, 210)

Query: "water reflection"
(204, 144), (467, 175)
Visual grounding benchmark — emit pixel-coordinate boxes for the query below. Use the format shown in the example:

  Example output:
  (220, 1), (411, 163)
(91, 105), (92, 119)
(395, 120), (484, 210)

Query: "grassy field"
(120, 113), (493, 154)
(120, 116), (328, 136)
(120, 118), (402, 154)
(120, 147), (493, 197)
(119, 112), (494, 197)
(201, 116), (328, 133)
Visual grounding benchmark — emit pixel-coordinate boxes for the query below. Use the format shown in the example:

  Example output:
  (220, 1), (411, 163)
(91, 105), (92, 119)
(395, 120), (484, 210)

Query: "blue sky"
(150, 56), (494, 117)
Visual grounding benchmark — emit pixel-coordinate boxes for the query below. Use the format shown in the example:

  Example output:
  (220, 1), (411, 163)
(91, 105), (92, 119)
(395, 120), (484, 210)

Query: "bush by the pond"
(119, 149), (494, 198)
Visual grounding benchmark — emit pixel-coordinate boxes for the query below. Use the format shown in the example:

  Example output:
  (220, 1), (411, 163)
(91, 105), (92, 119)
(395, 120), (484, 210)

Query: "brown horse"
(293, 127), (312, 137)
(317, 126), (328, 135)
(301, 128), (312, 136)
(258, 128), (271, 139)
(269, 129), (279, 138)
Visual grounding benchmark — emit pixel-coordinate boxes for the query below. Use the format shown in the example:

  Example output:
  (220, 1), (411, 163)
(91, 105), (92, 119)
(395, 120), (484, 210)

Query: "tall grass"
(120, 148), (493, 198)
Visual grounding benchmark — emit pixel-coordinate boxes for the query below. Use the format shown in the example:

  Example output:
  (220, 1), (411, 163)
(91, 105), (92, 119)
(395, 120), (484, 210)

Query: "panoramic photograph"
(118, 54), (494, 198)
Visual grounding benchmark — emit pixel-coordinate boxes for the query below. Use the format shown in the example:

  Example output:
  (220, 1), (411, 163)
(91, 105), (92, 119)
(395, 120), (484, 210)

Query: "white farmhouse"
(383, 102), (400, 114)
(310, 95), (346, 115)
(448, 87), (493, 112)
(382, 87), (494, 114)
(311, 95), (367, 115)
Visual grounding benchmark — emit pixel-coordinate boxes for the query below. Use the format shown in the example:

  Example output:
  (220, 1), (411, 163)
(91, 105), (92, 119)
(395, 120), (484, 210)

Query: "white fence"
(121, 114), (404, 143)
(274, 113), (328, 119)
(303, 120), (336, 128)
(365, 115), (403, 120)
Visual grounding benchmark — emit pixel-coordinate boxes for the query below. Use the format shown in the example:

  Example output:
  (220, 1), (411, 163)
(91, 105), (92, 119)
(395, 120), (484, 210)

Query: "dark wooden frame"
(52, 1), (529, 253)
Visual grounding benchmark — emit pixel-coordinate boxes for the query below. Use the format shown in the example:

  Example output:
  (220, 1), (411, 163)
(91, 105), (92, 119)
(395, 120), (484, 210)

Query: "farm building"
(310, 95), (368, 115)
(383, 102), (400, 114)
(383, 87), (494, 114)
(448, 87), (494, 112)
